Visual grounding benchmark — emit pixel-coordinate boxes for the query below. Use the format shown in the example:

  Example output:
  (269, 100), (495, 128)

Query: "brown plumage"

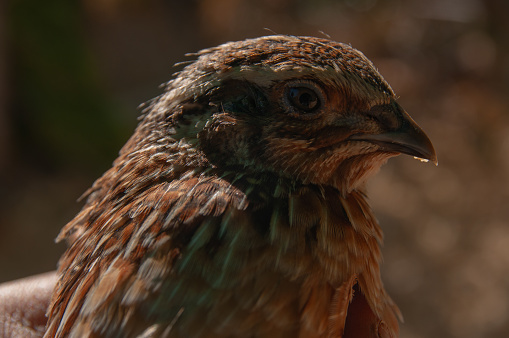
(44, 35), (436, 338)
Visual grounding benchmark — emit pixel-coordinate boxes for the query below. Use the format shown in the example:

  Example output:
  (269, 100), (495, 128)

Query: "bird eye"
(286, 86), (320, 112)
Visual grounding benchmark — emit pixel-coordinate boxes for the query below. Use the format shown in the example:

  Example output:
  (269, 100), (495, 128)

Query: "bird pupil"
(288, 87), (318, 111)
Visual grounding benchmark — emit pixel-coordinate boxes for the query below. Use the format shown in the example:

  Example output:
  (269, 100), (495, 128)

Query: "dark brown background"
(1, 1), (508, 337)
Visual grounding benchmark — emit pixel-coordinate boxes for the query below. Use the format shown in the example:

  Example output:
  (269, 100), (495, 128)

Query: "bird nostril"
(366, 104), (400, 131)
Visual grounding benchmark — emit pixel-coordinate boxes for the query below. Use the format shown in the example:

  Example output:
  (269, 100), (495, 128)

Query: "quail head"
(44, 35), (436, 338)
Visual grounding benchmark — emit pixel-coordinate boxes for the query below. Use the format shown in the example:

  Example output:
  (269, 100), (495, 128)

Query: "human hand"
(0, 272), (57, 338)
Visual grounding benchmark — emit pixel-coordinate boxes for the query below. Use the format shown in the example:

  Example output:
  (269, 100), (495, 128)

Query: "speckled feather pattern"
(42, 35), (432, 338)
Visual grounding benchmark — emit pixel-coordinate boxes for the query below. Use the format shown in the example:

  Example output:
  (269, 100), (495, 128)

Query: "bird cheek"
(330, 152), (395, 193)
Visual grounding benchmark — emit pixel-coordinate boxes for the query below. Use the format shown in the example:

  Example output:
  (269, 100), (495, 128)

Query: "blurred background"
(1, 0), (508, 337)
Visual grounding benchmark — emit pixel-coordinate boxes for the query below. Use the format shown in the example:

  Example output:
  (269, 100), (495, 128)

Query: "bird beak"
(349, 106), (438, 165)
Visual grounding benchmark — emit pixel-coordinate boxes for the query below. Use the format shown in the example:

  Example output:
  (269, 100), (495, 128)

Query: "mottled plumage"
(45, 35), (436, 338)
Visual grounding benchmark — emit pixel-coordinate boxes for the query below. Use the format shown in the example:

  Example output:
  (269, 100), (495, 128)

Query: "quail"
(44, 35), (436, 338)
